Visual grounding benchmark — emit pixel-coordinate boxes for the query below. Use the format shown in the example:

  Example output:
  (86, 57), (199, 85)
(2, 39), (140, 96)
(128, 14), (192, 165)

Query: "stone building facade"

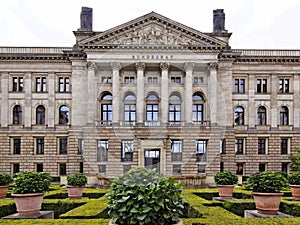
(0, 8), (299, 185)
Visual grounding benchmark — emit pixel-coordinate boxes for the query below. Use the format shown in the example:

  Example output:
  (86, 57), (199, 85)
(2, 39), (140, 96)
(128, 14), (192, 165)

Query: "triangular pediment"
(78, 12), (227, 49)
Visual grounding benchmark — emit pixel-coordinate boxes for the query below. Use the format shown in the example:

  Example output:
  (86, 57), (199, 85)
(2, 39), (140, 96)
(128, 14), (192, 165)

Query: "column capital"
(87, 61), (96, 70)
(135, 62), (145, 71)
(184, 62), (194, 72)
(111, 62), (122, 71)
(208, 62), (218, 71)
(160, 62), (170, 71)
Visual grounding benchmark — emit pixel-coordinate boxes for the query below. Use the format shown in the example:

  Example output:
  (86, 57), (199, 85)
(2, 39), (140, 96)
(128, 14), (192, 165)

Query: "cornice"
(0, 54), (70, 63)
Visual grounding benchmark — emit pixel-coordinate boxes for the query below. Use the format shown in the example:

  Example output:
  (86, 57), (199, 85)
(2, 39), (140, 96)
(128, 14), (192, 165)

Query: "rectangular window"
(257, 79), (267, 93)
(169, 104), (181, 124)
(148, 76), (158, 83)
(281, 138), (289, 155)
(196, 140), (207, 162)
(281, 163), (289, 173)
(235, 138), (244, 155)
(13, 138), (21, 154)
(236, 163), (244, 175)
(101, 104), (112, 124)
(279, 79), (289, 93)
(194, 77), (203, 84)
(78, 139), (84, 155)
(99, 165), (106, 173)
(59, 138), (68, 154)
(58, 77), (70, 92)
(258, 138), (267, 154)
(36, 77), (47, 92)
(12, 77), (23, 92)
(36, 138), (44, 155)
(123, 165), (131, 173)
(170, 77), (181, 83)
(12, 163), (20, 174)
(59, 163), (66, 175)
(220, 162), (224, 172)
(234, 78), (245, 93)
(146, 104), (159, 125)
(259, 163), (266, 172)
(80, 162), (83, 173)
(36, 163), (43, 172)
(124, 104), (136, 125)
(97, 140), (108, 162)
(124, 76), (135, 83)
(173, 165), (181, 174)
(101, 76), (112, 83)
(220, 139), (226, 154)
(171, 140), (182, 161)
(198, 165), (206, 173)
(121, 140), (134, 162)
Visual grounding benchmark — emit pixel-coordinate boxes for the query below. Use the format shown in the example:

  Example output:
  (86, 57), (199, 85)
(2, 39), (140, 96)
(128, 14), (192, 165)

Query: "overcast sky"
(0, 0), (299, 49)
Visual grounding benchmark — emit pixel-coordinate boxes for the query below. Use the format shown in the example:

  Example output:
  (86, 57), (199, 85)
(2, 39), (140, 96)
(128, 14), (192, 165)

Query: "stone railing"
(169, 175), (206, 188)
(232, 49), (300, 57)
(0, 47), (72, 54)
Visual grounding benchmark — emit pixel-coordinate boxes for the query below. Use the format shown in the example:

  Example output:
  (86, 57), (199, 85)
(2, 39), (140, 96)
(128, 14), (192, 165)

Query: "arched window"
(36, 105), (45, 125)
(13, 105), (22, 125)
(234, 106), (244, 125)
(59, 105), (69, 125)
(192, 92), (205, 123)
(280, 106), (289, 125)
(124, 93), (136, 125)
(257, 106), (267, 125)
(169, 94), (181, 125)
(100, 93), (112, 124)
(146, 93), (159, 126)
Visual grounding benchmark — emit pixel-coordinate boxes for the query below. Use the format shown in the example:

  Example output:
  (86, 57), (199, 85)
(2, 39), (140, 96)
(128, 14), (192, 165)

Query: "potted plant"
(288, 172), (300, 200)
(106, 168), (184, 225)
(0, 172), (12, 199)
(214, 171), (238, 199)
(245, 171), (288, 215)
(67, 173), (87, 199)
(12, 171), (52, 216)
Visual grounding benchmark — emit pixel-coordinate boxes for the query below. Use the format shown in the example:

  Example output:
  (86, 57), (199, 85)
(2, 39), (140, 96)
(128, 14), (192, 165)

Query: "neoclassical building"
(0, 8), (299, 185)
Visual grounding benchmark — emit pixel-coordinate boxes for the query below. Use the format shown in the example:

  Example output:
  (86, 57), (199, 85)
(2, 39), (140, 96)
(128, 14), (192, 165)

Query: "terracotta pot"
(67, 186), (84, 199)
(252, 192), (283, 215)
(290, 184), (300, 200)
(217, 185), (235, 199)
(0, 185), (9, 199)
(11, 193), (44, 216)
(109, 219), (183, 225)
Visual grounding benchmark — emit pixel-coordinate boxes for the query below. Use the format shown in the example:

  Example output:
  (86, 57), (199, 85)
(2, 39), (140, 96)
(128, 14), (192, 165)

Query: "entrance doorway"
(144, 149), (160, 173)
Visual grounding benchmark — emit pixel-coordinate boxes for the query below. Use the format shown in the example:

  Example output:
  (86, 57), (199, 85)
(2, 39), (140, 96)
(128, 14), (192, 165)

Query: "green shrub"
(67, 173), (87, 187)
(288, 172), (300, 185)
(245, 171), (288, 193)
(214, 171), (238, 185)
(0, 173), (12, 186)
(106, 168), (184, 225)
(13, 172), (52, 194)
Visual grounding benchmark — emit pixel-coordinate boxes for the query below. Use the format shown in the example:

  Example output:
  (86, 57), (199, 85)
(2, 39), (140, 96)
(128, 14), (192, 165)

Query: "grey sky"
(0, 0), (299, 49)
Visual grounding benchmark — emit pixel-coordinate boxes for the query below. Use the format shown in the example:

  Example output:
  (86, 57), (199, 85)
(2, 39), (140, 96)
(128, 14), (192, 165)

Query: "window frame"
(196, 140), (207, 162)
(97, 140), (108, 162)
(36, 137), (45, 155)
(35, 76), (47, 92)
(235, 138), (245, 155)
(58, 77), (70, 93)
(258, 138), (268, 155)
(121, 140), (134, 162)
(171, 140), (183, 162)
(59, 137), (68, 155)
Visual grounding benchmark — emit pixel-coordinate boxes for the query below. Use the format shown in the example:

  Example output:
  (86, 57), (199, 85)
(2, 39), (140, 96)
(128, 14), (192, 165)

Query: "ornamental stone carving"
(111, 62), (122, 71)
(208, 62), (218, 71)
(87, 61), (96, 70)
(184, 62), (195, 72)
(135, 62), (145, 71)
(160, 62), (170, 71)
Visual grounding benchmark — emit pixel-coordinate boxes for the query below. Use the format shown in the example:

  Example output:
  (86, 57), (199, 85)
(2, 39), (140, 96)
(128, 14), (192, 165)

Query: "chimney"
(213, 9), (226, 33)
(80, 7), (93, 31)
(212, 9), (232, 45)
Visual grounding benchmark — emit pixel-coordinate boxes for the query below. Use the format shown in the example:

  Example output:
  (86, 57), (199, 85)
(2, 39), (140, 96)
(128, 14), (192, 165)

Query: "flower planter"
(252, 192), (283, 215)
(290, 184), (300, 200)
(11, 193), (44, 216)
(0, 185), (9, 199)
(67, 186), (84, 199)
(109, 219), (183, 225)
(217, 185), (235, 199)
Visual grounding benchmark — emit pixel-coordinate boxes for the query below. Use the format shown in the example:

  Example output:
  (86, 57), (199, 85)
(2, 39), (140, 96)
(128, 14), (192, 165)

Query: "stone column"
(47, 72), (55, 127)
(87, 62), (96, 125)
(136, 62), (145, 124)
(208, 62), (218, 125)
(111, 62), (121, 124)
(160, 62), (170, 124)
(1, 73), (9, 127)
(184, 63), (194, 124)
(24, 72), (32, 127)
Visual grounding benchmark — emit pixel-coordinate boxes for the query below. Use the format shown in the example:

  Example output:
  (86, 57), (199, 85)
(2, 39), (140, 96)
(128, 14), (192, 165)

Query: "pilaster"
(111, 62), (121, 124)
(1, 73), (8, 127)
(24, 72), (32, 127)
(208, 62), (218, 125)
(87, 62), (96, 125)
(136, 62), (145, 124)
(160, 62), (169, 124)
